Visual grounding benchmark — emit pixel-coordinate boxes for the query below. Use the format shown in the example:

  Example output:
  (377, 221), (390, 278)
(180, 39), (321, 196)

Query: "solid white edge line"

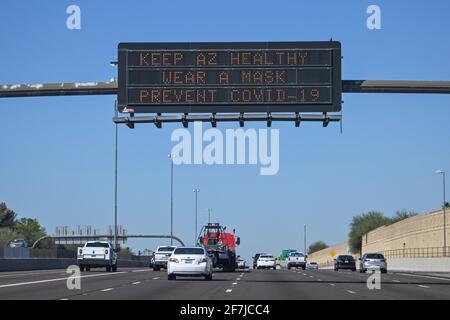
(0, 271), (127, 289)
(396, 273), (450, 282)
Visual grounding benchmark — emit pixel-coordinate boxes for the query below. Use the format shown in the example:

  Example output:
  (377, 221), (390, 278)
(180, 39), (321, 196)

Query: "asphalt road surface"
(0, 267), (449, 300)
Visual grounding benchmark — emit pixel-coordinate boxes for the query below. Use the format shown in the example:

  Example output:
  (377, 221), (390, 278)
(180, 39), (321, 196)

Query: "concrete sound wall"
(308, 241), (356, 267)
(362, 209), (449, 253)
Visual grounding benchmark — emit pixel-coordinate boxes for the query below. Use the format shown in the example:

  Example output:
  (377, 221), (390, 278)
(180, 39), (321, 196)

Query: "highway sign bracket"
(113, 112), (341, 128)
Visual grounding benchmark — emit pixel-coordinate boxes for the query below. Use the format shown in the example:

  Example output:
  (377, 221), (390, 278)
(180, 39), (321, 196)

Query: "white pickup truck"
(77, 241), (118, 272)
(287, 252), (307, 270)
(153, 245), (176, 271)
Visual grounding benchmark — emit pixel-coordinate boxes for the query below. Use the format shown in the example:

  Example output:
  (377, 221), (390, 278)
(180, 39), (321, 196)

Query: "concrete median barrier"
(0, 258), (148, 272)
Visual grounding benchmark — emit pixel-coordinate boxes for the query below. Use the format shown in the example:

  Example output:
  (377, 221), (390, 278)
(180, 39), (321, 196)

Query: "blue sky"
(0, 0), (449, 262)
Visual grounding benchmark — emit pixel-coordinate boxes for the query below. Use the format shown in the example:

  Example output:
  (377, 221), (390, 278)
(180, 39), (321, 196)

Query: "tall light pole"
(304, 224), (307, 254)
(193, 188), (200, 244)
(436, 170), (447, 256)
(168, 154), (176, 245)
(208, 208), (212, 224)
(113, 102), (118, 250)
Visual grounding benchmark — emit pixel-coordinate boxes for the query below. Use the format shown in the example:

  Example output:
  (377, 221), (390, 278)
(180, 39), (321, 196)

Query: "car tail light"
(105, 249), (109, 255)
(169, 258), (179, 263)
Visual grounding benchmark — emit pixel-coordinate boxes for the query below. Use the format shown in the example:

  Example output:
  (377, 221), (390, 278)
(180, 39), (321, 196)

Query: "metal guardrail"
(381, 247), (450, 259)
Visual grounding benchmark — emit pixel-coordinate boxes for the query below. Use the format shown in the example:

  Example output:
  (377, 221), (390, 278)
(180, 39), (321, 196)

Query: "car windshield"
(310, 262), (317, 265)
(86, 242), (109, 248)
(338, 255), (354, 260)
(158, 246), (176, 252)
(260, 255), (273, 259)
(366, 254), (385, 259)
(290, 253), (304, 257)
(173, 248), (205, 255)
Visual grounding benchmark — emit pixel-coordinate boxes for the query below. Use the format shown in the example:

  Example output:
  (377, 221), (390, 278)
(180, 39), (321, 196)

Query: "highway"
(0, 267), (449, 300)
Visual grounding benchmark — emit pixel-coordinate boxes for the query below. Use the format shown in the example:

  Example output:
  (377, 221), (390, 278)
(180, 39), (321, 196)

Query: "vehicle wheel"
(106, 265), (111, 272)
(79, 265), (85, 272)
(381, 269), (387, 274)
(335, 268), (338, 271)
(168, 274), (176, 280)
(153, 266), (160, 271)
(352, 268), (356, 272)
(205, 274), (212, 281)
(287, 265), (291, 270)
(86, 266), (91, 272)
(302, 266), (306, 270)
(112, 264), (117, 272)
(273, 267), (276, 270)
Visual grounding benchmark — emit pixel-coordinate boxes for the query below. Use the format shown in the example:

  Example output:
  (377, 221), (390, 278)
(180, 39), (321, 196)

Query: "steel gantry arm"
(1, 79), (449, 127)
(2, 80), (450, 98)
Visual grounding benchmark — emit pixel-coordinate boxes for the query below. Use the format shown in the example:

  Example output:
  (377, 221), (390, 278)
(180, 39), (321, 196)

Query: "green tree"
(308, 241), (328, 254)
(119, 247), (134, 255)
(443, 202), (450, 209)
(0, 202), (17, 227)
(348, 211), (391, 254)
(0, 228), (22, 247)
(390, 209), (418, 224)
(12, 218), (47, 247)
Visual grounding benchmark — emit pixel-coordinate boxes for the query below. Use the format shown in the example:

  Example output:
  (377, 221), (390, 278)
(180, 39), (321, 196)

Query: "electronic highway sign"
(117, 41), (342, 113)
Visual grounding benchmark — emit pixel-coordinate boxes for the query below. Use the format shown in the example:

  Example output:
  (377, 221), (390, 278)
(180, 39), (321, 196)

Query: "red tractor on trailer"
(198, 223), (240, 272)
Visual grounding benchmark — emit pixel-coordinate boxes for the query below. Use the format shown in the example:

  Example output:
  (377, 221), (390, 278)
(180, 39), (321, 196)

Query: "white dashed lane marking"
(330, 284), (336, 286)
(418, 285), (430, 289)
(392, 280), (401, 283)
(152, 277), (160, 280)
(232, 282), (237, 285)
(347, 290), (356, 294)
(226, 289), (232, 293)
(101, 288), (114, 292)
(132, 282), (141, 285)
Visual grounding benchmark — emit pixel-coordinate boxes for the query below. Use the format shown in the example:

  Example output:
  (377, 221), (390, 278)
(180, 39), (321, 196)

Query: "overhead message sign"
(117, 41), (342, 113)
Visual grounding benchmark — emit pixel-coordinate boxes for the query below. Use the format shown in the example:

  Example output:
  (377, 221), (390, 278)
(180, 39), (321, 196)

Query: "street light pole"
(193, 188), (200, 244)
(304, 224), (307, 254)
(168, 154), (176, 245)
(113, 102), (118, 250)
(436, 170), (447, 256)
(208, 208), (212, 224)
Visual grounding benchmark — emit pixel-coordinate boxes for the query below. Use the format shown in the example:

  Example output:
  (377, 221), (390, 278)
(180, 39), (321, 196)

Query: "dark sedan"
(334, 255), (356, 271)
